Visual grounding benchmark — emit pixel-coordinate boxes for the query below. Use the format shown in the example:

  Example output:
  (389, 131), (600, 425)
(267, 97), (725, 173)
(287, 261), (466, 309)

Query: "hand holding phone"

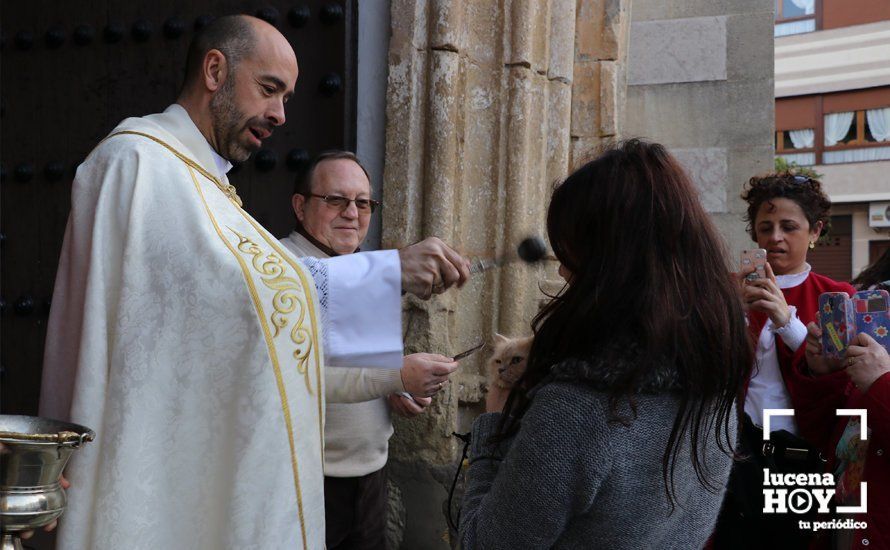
(740, 249), (767, 282)
(852, 289), (890, 351)
(818, 292), (854, 360)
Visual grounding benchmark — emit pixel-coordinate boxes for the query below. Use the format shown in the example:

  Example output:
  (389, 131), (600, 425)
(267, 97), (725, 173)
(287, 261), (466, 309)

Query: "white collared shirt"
(744, 264), (812, 434)
(208, 146), (233, 176)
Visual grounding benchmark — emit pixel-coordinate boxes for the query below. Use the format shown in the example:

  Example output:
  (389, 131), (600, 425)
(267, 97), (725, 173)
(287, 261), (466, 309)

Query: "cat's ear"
(493, 333), (509, 344)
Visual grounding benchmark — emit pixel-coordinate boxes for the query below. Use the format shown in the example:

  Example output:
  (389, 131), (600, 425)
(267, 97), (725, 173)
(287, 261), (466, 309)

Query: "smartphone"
(851, 289), (890, 351)
(740, 249), (767, 281)
(818, 292), (855, 360)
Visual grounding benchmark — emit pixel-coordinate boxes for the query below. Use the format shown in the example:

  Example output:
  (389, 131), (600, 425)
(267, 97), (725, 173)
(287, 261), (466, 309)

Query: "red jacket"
(750, 272), (889, 549)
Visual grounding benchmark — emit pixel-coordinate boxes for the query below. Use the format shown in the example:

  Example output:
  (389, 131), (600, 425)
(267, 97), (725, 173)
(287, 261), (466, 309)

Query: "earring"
(809, 241), (815, 249)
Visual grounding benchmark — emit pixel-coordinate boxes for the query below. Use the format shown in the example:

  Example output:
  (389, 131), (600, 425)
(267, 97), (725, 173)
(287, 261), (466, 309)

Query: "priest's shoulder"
(808, 271), (856, 295)
(76, 118), (184, 184)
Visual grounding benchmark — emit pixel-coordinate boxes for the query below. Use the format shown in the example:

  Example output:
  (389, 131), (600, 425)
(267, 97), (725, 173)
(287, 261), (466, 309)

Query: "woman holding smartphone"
(715, 173), (856, 549)
(803, 258), (890, 548)
(458, 140), (751, 549)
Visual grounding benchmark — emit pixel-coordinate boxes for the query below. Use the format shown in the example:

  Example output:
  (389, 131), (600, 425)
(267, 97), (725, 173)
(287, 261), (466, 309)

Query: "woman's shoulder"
(531, 379), (607, 408)
(522, 382), (617, 461)
(808, 270), (856, 294)
(540, 350), (682, 395)
(527, 353), (682, 426)
(527, 375), (683, 462)
(527, 380), (606, 418)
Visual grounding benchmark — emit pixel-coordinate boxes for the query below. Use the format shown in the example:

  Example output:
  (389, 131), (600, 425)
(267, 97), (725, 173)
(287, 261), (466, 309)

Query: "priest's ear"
(292, 193), (307, 223)
(202, 49), (231, 93)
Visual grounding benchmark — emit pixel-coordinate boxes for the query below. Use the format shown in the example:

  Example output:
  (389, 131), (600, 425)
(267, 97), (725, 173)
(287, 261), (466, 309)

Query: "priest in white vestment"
(38, 16), (469, 550)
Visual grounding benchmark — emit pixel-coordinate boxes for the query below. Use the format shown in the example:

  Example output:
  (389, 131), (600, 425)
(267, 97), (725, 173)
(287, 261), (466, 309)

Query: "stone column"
(381, 1), (630, 547)
(571, 0), (631, 165)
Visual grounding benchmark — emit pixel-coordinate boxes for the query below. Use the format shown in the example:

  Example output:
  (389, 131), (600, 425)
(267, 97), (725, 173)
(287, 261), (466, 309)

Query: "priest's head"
(292, 151), (377, 255)
(178, 15), (298, 162)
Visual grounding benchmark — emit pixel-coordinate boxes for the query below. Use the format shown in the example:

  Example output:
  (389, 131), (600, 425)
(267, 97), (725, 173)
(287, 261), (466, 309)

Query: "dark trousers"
(325, 468), (388, 550)
(713, 415), (821, 549)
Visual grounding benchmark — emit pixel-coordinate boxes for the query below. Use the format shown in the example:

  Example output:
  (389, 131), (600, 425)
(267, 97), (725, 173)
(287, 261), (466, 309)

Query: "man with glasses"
(282, 150), (457, 549)
(39, 16), (470, 549)
(288, 150), (379, 257)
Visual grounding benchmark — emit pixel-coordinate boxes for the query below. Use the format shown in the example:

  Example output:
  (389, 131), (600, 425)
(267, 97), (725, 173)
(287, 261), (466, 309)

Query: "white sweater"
(280, 231), (404, 477)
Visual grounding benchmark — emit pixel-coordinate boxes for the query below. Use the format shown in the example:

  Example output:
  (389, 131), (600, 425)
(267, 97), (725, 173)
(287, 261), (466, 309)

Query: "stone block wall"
(624, 0), (776, 256)
(379, 0), (776, 547)
(380, 1), (630, 547)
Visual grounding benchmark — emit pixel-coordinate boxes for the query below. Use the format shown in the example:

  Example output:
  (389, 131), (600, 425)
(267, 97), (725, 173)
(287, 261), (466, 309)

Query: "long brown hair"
(497, 139), (752, 504)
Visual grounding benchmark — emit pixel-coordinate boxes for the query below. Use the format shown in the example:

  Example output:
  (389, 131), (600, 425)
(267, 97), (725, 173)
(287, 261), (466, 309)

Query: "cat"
(486, 333), (533, 390)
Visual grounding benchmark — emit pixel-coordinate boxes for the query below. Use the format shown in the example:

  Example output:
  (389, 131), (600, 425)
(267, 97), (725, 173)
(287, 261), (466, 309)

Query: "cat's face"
(487, 334), (533, 389)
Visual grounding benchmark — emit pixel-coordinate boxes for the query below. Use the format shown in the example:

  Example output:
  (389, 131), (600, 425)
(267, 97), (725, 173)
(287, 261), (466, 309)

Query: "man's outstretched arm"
(299, 237), (470, 369)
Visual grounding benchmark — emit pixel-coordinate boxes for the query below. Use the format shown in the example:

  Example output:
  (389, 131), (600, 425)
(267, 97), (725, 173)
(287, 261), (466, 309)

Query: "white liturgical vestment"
(39, 104), (402, 549)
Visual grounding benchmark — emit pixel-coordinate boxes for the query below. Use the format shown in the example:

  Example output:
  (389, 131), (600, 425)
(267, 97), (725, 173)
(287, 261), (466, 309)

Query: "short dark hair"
(741, 172), (832, 241)
(294, 150), (372, 195)
(182, 15), (255, 90)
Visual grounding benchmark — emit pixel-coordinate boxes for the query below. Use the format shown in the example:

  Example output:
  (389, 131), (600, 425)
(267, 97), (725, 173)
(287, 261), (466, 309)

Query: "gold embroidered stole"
(108, 131), (324, 549)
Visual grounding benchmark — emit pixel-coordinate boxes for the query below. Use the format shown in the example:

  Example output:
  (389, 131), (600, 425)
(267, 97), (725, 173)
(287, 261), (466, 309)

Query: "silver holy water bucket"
(0, 415), (94, 550)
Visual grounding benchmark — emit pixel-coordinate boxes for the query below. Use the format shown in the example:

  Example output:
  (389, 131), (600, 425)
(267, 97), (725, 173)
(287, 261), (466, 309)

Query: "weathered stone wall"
(381, 1), (630, 547)
(624, 0), (775, 257)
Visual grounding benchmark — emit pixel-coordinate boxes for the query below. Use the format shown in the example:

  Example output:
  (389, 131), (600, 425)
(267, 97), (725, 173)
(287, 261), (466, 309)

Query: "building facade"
(774, 0), (890, 280)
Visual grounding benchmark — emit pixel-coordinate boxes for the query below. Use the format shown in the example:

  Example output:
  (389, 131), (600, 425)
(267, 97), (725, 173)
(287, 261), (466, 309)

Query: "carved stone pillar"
(381, 1), (631, 547)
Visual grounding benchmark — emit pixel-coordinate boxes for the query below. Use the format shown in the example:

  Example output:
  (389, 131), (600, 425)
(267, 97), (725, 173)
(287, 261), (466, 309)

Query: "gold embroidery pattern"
(229, 227), (314, 393)
(235, 212), (326, 461)
(111, 129), (325, 475)
(184, 166), (308, 549)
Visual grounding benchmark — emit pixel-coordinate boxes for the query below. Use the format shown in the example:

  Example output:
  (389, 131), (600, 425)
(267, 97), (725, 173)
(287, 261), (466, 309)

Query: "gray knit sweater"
(459, 357), (737, 549)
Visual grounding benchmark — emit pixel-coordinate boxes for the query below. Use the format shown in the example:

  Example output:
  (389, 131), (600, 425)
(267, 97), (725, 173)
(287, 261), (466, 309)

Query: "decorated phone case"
(740, 249), (767, 281)
(851, 289), (890, 351)
(819, 292), (854, 360)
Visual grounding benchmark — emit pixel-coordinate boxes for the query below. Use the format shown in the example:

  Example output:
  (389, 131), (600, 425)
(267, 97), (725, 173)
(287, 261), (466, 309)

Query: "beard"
(209, 76), (258, 163)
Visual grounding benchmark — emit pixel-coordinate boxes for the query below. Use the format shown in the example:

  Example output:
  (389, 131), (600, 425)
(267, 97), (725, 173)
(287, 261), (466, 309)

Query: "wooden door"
(869, 239), (890, 265)
(1, 1), (357, 417)
(809, 214), (853, 282)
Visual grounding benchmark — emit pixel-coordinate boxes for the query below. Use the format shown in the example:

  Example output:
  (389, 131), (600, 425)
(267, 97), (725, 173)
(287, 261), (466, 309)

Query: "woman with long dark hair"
(458, 140), (752, 549)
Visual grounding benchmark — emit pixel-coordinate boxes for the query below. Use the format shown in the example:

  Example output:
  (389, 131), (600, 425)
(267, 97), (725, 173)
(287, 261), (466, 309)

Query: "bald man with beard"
(39, 15), (469, 549)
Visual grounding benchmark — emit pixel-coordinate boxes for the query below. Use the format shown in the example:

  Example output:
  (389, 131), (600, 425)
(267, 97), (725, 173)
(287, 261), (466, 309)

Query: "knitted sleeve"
(459, 383), (612, 549)
(324, 366), (405, 403)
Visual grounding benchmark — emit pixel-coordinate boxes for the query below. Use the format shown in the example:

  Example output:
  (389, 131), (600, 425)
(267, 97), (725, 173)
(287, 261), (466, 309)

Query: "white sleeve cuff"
(773, 306), (807, 351)
(323, 250), (403, 369)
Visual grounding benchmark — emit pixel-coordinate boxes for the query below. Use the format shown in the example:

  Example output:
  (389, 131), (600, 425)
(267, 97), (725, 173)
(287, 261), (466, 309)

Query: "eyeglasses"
(791, 175), (813, 184)
(305, 193), (380, 214)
